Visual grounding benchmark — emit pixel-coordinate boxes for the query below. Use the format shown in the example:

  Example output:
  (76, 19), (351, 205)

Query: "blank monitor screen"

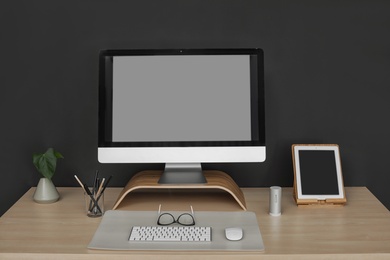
(112, 55), (251, 143)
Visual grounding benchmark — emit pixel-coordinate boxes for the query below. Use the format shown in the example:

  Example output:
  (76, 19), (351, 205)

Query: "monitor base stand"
(158, 163), (207, 184)
(113, 170), (247, 210)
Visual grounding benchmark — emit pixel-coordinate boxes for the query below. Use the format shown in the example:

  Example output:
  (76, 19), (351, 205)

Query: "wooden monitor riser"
(112, 170), (247, 210)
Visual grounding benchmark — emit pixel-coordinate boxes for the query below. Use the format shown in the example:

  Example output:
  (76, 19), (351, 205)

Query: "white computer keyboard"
(129, 226), (212, 242)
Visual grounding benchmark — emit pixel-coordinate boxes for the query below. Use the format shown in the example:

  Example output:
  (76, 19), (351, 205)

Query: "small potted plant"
(32, 148), (64, 203)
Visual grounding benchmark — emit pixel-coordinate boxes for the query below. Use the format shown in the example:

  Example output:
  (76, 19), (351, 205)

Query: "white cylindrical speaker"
(269, 186), (282, 216)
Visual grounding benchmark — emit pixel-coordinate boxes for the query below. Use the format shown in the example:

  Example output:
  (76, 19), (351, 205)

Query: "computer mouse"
(225, 227), (243, 241)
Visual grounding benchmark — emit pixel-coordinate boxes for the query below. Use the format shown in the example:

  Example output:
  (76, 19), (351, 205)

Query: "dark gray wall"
(1, 0), (390, 216)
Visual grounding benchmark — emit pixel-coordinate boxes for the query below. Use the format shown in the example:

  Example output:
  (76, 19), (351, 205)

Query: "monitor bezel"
(98, 48), (265, 163)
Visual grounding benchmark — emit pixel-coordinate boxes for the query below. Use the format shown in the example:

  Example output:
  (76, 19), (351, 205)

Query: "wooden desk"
(0, 187), (390, 259)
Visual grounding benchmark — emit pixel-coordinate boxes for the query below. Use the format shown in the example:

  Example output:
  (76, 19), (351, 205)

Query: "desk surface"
(1, 187), (390, 259)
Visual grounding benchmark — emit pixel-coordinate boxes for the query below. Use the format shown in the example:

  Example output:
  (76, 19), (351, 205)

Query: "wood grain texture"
(0, 187), (389, 259)
(112, 170), (247, 210)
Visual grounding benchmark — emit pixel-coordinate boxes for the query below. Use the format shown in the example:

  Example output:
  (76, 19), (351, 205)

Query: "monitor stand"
(112, 170), (247, 210)
(158, 163), (207, 184)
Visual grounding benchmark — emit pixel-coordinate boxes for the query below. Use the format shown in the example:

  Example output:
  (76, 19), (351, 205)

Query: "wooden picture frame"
(292, 144), (346, 206)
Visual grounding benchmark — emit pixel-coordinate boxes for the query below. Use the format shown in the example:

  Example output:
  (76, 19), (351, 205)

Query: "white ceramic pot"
(33, 178), (60, 203)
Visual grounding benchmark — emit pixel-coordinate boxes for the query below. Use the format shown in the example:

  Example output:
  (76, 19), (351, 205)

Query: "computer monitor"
(98, 48), (265, 184)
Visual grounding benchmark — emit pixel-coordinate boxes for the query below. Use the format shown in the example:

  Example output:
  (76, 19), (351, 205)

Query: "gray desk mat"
(88, 210), (264, 251)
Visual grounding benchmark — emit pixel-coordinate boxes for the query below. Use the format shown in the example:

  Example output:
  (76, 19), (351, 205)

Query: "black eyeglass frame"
(156, 204), (195, 226)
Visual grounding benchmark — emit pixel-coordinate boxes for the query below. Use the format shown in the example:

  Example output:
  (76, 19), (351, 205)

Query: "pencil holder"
(85, 192), (104, 218)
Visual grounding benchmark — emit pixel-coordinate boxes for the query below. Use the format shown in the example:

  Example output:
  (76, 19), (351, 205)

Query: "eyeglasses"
(157, 204), (195, 226)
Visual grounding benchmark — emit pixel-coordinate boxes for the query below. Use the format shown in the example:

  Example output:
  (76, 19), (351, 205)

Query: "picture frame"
(292, 144), (347, 206)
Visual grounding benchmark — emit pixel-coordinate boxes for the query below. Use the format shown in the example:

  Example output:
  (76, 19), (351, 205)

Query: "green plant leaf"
(33, 148), (63, 180)
(54, 151), (64, 159)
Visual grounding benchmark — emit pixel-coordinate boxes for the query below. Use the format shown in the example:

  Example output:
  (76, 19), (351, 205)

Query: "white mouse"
(225, 227), (243, 241)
